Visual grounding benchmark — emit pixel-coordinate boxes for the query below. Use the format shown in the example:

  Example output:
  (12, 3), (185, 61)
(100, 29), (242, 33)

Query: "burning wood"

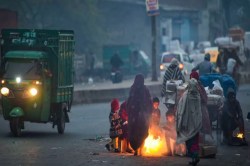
(142, 127), (168, 156)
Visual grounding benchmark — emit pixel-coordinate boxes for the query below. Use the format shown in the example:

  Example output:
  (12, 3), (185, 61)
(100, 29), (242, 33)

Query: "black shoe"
(105, 144), (110, 151)
(114, 149), (120, 153)
(189, 158), (200, 166)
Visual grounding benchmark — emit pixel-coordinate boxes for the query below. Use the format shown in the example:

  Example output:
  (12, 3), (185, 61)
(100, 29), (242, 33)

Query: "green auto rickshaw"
(0, 29), (74, 136)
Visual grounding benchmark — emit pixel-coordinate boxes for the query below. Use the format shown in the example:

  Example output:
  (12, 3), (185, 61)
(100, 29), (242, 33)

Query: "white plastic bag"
(226, 58), (236, 74)
(211, 80), (224, 96)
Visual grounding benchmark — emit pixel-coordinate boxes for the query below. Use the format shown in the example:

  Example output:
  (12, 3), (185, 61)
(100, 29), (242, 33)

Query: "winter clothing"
(176, 78), (202, 163)
(127, 74), (152, 154)
(119, 101), (134, 153)
(192, 54), (213, 76)
(106, 99), (122, 152)
(190, 71), (212, 136)
(161, 58), (185, 97)
(111, 99), (120, 112)
(176, 78), (202, 144)
(221, 88), (246, 145)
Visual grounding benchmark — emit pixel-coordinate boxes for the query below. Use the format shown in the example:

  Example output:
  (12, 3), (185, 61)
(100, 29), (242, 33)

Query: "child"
(149, 97), (162, 139)
(151, 97), (161, 126)
(165, 105), (186, 156)
(105, 98), (122, 152)
(119, 101), (134, 153)
(165, 110), (177, 156)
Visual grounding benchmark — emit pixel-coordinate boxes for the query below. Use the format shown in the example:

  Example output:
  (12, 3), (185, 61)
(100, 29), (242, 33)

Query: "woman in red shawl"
(127, 74), (152, 156)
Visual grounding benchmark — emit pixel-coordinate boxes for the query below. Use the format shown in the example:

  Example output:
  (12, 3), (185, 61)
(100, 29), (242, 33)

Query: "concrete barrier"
(73, 83), (162, 104)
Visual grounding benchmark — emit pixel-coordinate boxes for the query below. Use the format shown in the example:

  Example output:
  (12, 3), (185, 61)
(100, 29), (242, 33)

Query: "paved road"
(0, 85), (250, 166)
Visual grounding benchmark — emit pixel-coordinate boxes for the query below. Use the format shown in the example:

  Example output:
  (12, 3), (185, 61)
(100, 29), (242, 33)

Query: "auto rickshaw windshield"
(3, 59), (42, 80)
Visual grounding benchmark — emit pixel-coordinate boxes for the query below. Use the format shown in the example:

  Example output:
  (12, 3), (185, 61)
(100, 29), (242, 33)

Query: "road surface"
(0, 85), (250, 166)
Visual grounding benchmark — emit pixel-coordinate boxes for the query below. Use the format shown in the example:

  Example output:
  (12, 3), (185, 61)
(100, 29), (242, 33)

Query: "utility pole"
(151, 15), (158, 81)
(145, 0), (159, 81)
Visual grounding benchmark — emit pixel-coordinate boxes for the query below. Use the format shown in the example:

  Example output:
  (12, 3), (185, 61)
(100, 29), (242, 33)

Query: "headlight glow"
(16, 77), (21, 83)
(1, 87), (10, 96)
(29, 88), (38, 96)
(179, 63), (184, 70)
(160, 64), (165, 70)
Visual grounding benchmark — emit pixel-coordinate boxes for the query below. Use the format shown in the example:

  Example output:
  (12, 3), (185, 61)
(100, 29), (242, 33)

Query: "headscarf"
(170, 58), (179, 67)
(111, 98), (120, 112)
(226, 88), (236, 103)
(127, 74), (152, 151)
(190, 71), (199, 80)
(132, 73), (144, 87)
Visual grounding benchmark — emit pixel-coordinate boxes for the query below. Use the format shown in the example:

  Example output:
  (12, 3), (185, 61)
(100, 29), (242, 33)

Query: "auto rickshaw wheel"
(9, 118), (21, 137)
(57, 107), (66, 134)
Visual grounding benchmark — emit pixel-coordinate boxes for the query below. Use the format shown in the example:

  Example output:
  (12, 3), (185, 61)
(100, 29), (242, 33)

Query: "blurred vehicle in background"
(189, 49), (204, 66)
(197, 41), (211, 53)
(160, 51), (194, 77)
(204, 47), (219, 67)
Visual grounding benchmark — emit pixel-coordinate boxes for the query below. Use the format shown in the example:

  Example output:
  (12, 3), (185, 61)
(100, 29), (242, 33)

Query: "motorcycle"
(110, 68), (123, 83)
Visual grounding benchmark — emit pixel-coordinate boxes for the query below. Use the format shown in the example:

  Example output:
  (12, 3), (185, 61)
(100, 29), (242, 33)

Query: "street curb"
(73, 84), (162, 104)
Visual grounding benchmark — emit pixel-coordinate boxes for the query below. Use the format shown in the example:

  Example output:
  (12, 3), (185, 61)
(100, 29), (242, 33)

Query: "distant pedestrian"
(192, 53), (213, 76)
(105, 98), (122, 153)
(127, 74), (152, 156)
(110, 52), (123, 71)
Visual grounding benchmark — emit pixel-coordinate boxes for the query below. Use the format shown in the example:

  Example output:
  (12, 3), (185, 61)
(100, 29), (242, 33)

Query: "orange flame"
(142, 127), (168, 156)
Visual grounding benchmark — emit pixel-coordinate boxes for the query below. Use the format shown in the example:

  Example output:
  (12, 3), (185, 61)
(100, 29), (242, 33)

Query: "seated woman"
(221, 88), (248, 146)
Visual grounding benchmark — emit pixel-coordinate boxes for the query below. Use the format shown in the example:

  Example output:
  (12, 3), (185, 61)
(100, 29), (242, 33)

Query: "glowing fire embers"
(144, 135), (163, 155)
(142, 127), (168, 156)
(237, 133), (244, 139)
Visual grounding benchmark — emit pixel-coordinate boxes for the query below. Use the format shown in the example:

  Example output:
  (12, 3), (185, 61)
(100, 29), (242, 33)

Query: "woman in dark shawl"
(127, 74), (152, 156)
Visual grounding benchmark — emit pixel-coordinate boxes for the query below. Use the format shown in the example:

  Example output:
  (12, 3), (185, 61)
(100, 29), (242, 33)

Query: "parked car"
(160, 51), (194, 78)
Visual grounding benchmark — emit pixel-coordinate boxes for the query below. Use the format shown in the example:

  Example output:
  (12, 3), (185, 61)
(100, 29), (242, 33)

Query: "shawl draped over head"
(190, 71), (199, 80)
(127, 74), (152, 151)
(161, 58), (185, 96)
(190, 71), (212, 135)
(176, 78), (202, 144)
(111, 98), (120, 112)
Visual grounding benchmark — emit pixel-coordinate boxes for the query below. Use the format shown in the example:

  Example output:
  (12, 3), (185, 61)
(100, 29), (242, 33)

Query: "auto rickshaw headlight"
(1, 87), (10, 96)
(29, 88), (38, 96)
(16, 77), (21, 83)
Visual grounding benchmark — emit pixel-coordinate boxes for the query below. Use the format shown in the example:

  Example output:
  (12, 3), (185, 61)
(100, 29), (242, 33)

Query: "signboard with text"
(146, 0), (159, 16)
